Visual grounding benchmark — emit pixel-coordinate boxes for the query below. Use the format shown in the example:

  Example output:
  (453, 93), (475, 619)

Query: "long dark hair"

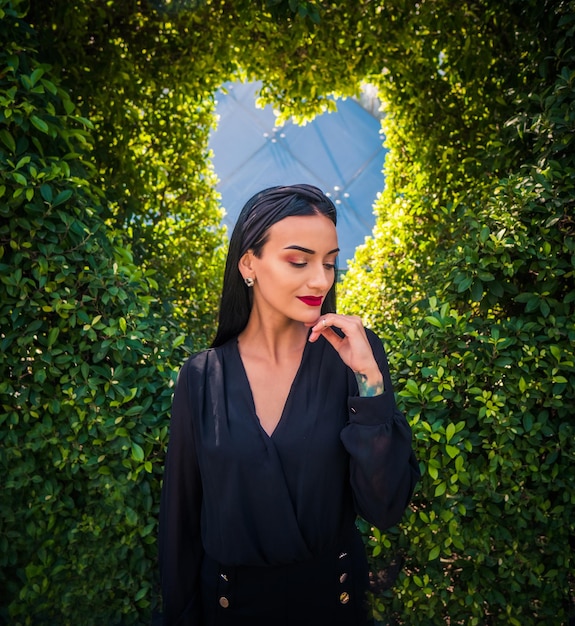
(211, 184), (338, 347)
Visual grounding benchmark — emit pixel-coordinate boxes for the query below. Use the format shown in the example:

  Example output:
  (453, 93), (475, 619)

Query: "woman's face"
(241, 214), (339, 325)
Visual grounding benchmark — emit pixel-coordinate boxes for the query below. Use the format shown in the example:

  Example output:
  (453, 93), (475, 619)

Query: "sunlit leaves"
(340, 0), (574, 624)
(0, 4), (183, 623)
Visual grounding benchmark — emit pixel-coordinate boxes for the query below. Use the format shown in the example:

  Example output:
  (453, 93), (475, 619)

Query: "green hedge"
(342, 2), (575, 622)
(2, 0), (574, 623)
(0, 4), (184, 622)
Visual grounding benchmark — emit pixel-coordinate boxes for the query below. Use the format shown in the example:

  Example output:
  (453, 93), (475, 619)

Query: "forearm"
(354, 367), (384, 397)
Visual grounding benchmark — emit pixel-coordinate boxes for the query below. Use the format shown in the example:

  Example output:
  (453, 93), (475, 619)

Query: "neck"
(238, 310), (309, 364)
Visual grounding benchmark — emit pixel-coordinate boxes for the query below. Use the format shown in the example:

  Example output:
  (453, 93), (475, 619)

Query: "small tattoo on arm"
(354, 372), (384, 397)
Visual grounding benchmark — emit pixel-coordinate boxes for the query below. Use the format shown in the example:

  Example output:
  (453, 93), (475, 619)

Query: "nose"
(307, 261), (334, 292)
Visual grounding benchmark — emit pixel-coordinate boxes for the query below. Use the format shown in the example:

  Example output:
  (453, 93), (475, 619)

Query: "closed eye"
(289, 262), (335, 269)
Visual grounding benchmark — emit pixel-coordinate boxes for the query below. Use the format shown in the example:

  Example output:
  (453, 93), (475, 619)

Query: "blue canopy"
(208, 82), (387, 267)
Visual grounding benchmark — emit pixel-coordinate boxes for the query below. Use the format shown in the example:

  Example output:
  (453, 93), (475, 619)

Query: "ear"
(238, 251), (255, 281)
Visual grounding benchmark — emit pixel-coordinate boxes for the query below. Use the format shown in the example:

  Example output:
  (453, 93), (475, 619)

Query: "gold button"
(339, 591), (350, 604)
(219, 596), (230, 608)
(339, 572), (348, 583)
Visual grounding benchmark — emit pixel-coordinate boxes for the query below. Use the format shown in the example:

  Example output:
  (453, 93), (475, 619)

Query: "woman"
(159, 184), (420, 626)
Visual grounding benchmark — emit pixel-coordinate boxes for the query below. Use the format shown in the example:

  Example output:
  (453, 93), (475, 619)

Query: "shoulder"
(177, 340), (233, 381)
(182, 345), (223, 372)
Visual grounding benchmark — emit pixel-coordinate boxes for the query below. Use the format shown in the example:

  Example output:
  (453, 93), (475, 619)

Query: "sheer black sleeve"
(159, 359), (203, 625)
(340, 330), (420, 530)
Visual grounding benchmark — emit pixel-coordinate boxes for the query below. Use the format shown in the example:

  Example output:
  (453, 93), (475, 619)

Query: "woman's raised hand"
(307, 315), (384, 396)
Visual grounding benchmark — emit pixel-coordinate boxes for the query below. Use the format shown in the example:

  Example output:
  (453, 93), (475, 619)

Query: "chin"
(297, 311), (322, 324)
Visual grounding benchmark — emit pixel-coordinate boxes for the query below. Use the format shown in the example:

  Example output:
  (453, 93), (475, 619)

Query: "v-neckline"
(234, 336), (309, 439)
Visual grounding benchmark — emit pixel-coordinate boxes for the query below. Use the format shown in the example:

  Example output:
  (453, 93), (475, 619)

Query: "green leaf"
(12, 172), (27, 186)
(405, 379), (419, 395)
(52, 189), (73, 207)
(41, 78), (58, 95)
(0, 129), (16, 153)
(479, 225), (490, 243)
(30, 68), (45, 86)
(549, 345), (561, 361)
(131, 442), (145, 462)
(471, 280), (483, 301)
(30, 115), (50, 134)
(428, 545), (441, 561)
(525, 295), (540, 313)
(434, 482), (447, 497)
(125, 507), (138, 525)
(425, 315), (443, 328)
(446, 445), (459, 459)
(457, 275), (473, 292)
(47, 327), (60, 348)
(40, 184), (53, 203)
(134, 587), (148, 602)
(15, 156), (31, 170)
(455, 455), (464, 472)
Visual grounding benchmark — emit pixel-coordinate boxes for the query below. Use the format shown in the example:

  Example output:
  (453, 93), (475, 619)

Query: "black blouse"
(159, 329), (420, 625)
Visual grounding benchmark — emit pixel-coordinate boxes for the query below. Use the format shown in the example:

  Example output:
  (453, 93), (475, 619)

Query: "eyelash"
(289, 262), (336, 270)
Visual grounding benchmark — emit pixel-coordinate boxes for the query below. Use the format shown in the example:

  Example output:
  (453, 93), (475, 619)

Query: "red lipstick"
(297, 296), (323, 307)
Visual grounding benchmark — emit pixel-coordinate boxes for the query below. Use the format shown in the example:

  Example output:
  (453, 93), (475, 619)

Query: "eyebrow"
(284, 245), (340, 255)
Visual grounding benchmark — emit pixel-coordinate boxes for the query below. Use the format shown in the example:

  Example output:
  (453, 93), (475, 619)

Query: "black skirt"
(200, 530), (373, 626)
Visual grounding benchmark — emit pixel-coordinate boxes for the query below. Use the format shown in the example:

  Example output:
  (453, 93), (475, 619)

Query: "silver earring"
(244, 277), (255, 287)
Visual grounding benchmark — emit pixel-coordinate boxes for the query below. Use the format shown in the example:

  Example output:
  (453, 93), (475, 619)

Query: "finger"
(309, 315), (377, 372)
(308, 315), (362, 347)
(308, 315), (340, 343)
(311, 314), (365, 339)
